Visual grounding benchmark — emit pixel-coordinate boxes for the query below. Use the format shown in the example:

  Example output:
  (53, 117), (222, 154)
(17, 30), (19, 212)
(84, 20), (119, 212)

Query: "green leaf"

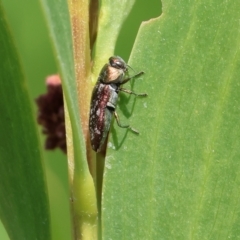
(102, 1), (240, 239)
(0, 4), (50, 240)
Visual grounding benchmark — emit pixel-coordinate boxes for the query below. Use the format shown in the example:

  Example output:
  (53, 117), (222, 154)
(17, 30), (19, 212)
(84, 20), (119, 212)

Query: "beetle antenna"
(127, 64), (136, 73)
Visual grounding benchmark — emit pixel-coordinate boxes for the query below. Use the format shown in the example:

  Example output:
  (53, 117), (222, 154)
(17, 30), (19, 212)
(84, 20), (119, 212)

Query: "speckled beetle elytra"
(89, 56), (147, 152)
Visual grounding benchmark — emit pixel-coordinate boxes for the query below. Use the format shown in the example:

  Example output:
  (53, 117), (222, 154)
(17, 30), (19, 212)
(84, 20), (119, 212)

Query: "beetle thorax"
(102, 65), (125, 84)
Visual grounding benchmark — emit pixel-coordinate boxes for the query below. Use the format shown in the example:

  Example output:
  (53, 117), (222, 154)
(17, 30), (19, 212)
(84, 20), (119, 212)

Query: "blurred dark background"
(0, 1), (160, 239)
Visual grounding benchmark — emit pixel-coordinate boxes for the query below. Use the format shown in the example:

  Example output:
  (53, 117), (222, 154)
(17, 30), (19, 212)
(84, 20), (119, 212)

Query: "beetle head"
(109, 56), (128, 72)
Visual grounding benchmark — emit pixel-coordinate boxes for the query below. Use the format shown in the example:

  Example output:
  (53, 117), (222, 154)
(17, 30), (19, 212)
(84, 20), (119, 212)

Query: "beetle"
(89, 56), (147, 152)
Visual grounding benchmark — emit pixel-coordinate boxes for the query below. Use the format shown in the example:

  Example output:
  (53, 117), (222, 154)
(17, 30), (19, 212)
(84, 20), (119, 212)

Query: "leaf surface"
(0, 4), (50, 240)
(102, 1), (240, 239)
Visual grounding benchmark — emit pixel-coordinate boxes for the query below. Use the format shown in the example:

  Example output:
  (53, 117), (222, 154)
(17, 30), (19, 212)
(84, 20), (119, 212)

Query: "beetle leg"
(114, 111), (139, 134)
(119, 88), (147, 97)
(121, 71), (144, 84)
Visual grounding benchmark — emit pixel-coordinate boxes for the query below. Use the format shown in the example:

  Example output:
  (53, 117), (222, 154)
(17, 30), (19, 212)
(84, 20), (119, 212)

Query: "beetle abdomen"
(89, 83), (117, 152)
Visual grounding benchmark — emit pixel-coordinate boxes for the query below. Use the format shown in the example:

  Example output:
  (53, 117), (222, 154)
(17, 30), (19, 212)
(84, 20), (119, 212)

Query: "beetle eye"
(114, 61), (124, 69)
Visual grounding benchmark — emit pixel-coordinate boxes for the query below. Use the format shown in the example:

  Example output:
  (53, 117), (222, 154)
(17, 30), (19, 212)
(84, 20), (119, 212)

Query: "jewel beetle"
(89, 56), (147, 152)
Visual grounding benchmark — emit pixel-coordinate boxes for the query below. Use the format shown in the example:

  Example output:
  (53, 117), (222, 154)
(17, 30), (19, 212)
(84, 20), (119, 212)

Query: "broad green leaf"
(40, 0), (97, 238)
(0, 4), (50, 240)
(102, 0), (240, 239)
